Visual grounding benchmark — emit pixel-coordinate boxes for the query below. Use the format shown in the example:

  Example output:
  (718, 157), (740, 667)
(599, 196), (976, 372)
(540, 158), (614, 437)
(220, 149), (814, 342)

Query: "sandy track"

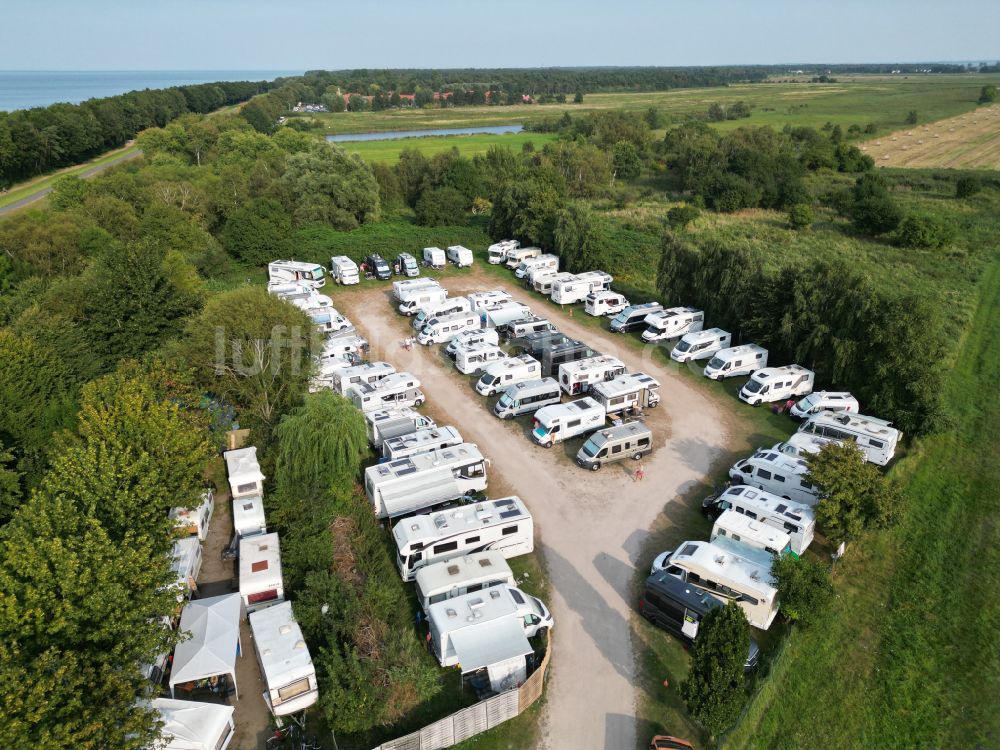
(859, 105), (1000, 169)
(333, 267), (731, 749)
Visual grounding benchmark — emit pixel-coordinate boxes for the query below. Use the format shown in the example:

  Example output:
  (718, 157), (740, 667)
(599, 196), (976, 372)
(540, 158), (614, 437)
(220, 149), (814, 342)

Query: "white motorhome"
(650, 539), (779, 630)
(499, 316), (554, 342)
(332, 361), (396, 396)
(504, 245), (541, 269)
(789, 391), (859, 419)
(494, 378), (562, 419)
(169, 490), (214, 542)
(488, 239), (520, 265)
(349, 373), (424, 412)
(365, 443), (489, 519)
(455, 343), (508, 375)
(447, 245), (474, 267)
(268, 260), (326, 288)
(703, 344), (768, 380)
(414, 552), (516, 612)
(739, 365), (815, 406)
(730, 448), (820, 505)
(641, 307), (705, 342)
(702, 485), (815, 556)
(224, 447), (264, 499)
(475, 355), (542, 396)
(318, 334), (368, 363)
(412, 296), (472, 330)
(671, 328), (732, 363)
(366, 407), (436, 450)
(551, 272), (613, 305)
(532, 397), (606, 447)
(393, 496), (533, 581)
(712, 510), (792, 557)
(239, 533), (284, 613)
(483, 301), (532, 329)
(590, 373), (661, 414)
(232, 493), (267, 539)
(558, 355), (626, 396)
(393, 277), (441, 301)
(468, 290), (513, 312)
(417, 311), (481, 345)
(514, 253), (558, 280)
(310, 308), (351, 335)
(423, 246), (446, 268)
(585, 291), (630, 317)
(383, 425), (464, 461)
(395, 252), (420, 277)
(249, 601), (319, 716)
(532, 270), (574, 296)
(329, 255), (359, 285)
(446, 328), (501, 359)
(398, 287), (449, 316)
(797, 412), (900, 466)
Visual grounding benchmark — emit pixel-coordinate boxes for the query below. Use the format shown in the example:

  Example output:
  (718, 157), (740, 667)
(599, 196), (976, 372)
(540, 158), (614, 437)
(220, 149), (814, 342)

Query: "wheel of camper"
(753, 399), (762, 406)
(632, 452), (643, 460)
(543, 441), (553, 449)
(415, 398), (425, 406)
(503, 413), (514, 420)
(590, 461), (601, 471)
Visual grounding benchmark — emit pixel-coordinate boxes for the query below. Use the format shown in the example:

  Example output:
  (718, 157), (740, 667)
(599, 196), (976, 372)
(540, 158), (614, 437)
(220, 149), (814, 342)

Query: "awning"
(151, 698), (234, 750)
(169, 593), (243, 700)
(450, 617), (532, 674)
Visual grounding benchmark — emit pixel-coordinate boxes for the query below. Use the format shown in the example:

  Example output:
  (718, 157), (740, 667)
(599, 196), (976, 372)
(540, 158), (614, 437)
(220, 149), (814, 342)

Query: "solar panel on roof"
(499, 508), (521, 519)
(680, 543), (698, 556)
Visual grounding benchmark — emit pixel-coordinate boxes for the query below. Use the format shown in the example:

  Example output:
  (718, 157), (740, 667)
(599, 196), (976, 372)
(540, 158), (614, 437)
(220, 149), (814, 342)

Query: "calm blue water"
(0, 70), (301, 112)
(327, 124), (524, 143)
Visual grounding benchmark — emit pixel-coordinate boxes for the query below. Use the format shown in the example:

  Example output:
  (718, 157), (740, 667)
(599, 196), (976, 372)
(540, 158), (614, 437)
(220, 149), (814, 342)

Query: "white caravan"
(703, 344), (768, 380)
(268, 260), (325, 288)
(417, 311), (481, 345)
(169, 490), (214, 542)
(393, 496), (533, 581)
(318, 334), (368, 363)
(558, 355), (626, 396)
(500, 316), (554, 342)
(310, 309), (351, 335)
(505, 245), (541, 269)
(650, 539), (779, 630)
(488, 239), (520, 265)
(423, 246), (446, 268)
(383, 425), (464, 461)
(365, 443), (489, 520)
(494, 378), (562, 419)
(329, 255), (359, 285)
(171, 537), (202, 601)
(232, 493), (267, 539)
(796, 412), (900, 466)
(414, 552), (516, 612)
(468, 290), (513, 312)
(789, 391), (859, 419)
(641, 307), (705, 342)
(393, 277), (441, 301)
(739, 365), (815, 406)
(532, 397), (606, 447)
(224, 447), (264, 499)
(514, 253), (559, 280)
(332, 361), (396, 396)
(239, 533), (284, 613)
(412, 296), (472, 330)
(585, 291), (630, 317)
(447, 245), (474, 267)
(366, 407), (436, 450)
(475, 355), (542, 396)
(671, 328), (732, 363)
(730, 448), (820, 505)
(483, 302), (532, 329)
(398, 287), (449, 316)
(712, 510), (792, 557)
(532, 270), (574, 296)
(249, 601), (319, 716)
(446, 329), (501, 359)
(349, 372), (424, 412)
(704, 485), (815, 556)
(455, 343), (508, 375)
(590, 373), (661, 414)
(551, 272), (613, 305)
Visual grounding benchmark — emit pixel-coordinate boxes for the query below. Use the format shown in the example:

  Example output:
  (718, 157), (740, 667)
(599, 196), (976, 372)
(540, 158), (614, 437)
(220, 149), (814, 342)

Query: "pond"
(326, 124), (524, 143)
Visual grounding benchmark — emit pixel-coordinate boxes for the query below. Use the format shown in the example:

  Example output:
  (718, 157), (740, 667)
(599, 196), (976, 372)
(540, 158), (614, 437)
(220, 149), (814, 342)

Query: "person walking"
(634, 464), (645, 482)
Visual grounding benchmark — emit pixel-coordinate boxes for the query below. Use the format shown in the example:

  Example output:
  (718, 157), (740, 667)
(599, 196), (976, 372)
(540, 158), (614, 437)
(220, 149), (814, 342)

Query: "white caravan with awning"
(169, 593), (243, 701)
(239, 533), (284, 613)
(171, 536), (203, 601)
(232, 494), (267, 539)
(224, 447), (264, 499)
(383, 425), (464, 461)
(169, 490), (214, 541)
(249, 601), (319, 717)
(151, 698), (235, 750)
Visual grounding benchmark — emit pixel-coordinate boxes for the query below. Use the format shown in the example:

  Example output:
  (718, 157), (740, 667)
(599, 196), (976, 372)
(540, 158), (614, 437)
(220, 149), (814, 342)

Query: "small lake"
(326, 124), (523, 143)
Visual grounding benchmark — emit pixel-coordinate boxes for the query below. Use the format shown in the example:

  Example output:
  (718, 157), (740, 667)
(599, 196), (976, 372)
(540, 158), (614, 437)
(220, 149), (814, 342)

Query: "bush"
(771, 555), (834, 627)
(680, 601), (749, 734)
(667, 204), (701, 230)
(222, 198), (292, 264)
(955, 176), (982, 199)
(894, 213), (955, 249)
(414, 186), (469, 226)
(787, 203), (814, 230)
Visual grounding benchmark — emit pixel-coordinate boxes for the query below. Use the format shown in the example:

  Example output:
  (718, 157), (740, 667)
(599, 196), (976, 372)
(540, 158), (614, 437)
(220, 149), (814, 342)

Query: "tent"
(151, 698), (235, 750)
(169, 593), (243, 700)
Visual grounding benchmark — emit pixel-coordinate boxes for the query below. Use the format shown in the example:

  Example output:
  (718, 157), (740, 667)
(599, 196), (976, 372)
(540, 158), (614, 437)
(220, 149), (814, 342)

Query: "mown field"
(861, 103), (1000, 169)
(334, 131), (558, 164)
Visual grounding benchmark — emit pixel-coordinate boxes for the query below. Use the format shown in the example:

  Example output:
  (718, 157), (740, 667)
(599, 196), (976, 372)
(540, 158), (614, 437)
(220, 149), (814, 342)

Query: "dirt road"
(334, 266), (732, 749)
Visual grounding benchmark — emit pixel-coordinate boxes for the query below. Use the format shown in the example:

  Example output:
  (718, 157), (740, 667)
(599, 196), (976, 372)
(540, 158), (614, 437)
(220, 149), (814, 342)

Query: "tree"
(644, 106), (662, 129)
(680, 601), (749, 735)
(849, 173), (902, 236)
(771, 554), (834, 627)
(612, 140), (642, 181)
(281, 145), (380, 229)
(667, 204), (701, 230)
(787, 203), (814, 230)
(707, 102), (726, 122)
(955, 176), (982, 198)
(0, 442), (21, 523)
(980, 84), (998, 103)
(49, 175), (91, 210)
(347, 94), (367, 112)
(222, 198), (292, 264)
(414, 186), (468, 226)
(905, 110), (918, 125)
(574, 90), (584, 103)
(894, 213), (954, 249)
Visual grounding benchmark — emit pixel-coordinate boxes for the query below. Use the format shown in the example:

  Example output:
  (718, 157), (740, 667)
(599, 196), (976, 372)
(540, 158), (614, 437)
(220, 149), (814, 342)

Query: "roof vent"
(262, 648), (272, 657)
(490, 589), (501, 599)
(447, 565), (460, 576)
(446, 608), (457, 619)
(294, 640), (306, 650)
(279, 624), (293, 636)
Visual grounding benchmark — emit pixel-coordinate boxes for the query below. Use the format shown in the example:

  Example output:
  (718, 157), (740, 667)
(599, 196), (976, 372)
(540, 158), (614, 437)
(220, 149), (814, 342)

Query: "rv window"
(611, 444), (622, 455)
(638, 438), (650, 448)
(687, 572), (702, 584)
(433, 542), (458, 555)
(462, 464), (485, 479)
(277, 677), (312, 702)
(773, 474), (786, 483)
(567, 419), (581, 429)
(236, 482), (257, 495)
(744, 510), (757, 520)
(465, 536), (481, 545)
(501, 525), (518, 536)
(757, 469), (772, 480)
(869, 439), (884, 449)
(739, 594), (759, 606)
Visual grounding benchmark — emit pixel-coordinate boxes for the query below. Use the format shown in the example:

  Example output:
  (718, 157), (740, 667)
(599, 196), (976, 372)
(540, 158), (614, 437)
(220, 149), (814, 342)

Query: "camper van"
(412, 296), (472, 330)
(532, 397), (606, 447)
(224, 447), (264, 499)
(417, 311), (481, 345)
(349, 373), (424, 412)
(532, 270), (574, 296)
(703, 344), (768, 380)
(447, 245), (474, 267)
(366, 407), (436, 451)
(739, 365), (815, 406)
(383, 425), (464, 462)
(362, 254), (392, 280)
(468, 290), (513, 312)
(329, 255), (359, 285)
(670, 328), (732, 363)
(248, 601), (319, 716)
(393, 496), (533, 581)
(493, 378), (562, 419)
(641, 307), (705, 342)
(475, 355), (542, 396)
(585, 291), (630, 317)
(701, 485), (815, 555)
(268, 260), (326, 288)
(455, 343), (508, 375)
(797, 412), (900, 466)
(789, 391), (859, 419)
(558, 355), (626, 396)
(310, 308), (351, 335)
(551, 273), (612, 305)
(423, 246), (446, 268)
(609, 302), (664, 333)
(487, 239), (520, 265)
(397, 287), (448, 316)
(505, 246), (541, 269)
(498, 316), (554, 342)
(169, 490), (214, 542)
(395, 252), (420, 277)
(590, 373), (661, 414)
(729, 448), (820, 505)
(365, 443), (489, 520)
(514, 253), (559, 280)
(576, 421), (653, 471)
(711, 510), (792, 557)
(649, 539), (779, 630)
(446, 328), (500, 359)
(332, 361), (396, 396)
(239, 533), (284, 613)
(393, 277), (440, 302)
(414, 552), (516, 612)
(232, 494), (267, 540)
(641, 572), (761, 670)
(318, 333), (368, 362)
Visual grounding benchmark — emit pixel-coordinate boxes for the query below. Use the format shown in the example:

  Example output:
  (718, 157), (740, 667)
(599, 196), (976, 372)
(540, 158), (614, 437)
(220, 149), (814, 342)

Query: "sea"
(0, 70), (303, 112)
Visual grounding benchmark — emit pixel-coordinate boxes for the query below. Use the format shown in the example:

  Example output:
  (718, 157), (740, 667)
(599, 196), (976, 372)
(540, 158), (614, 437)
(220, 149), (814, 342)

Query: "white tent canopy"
(450, 617), (532, 675)
(151, 698), (235, 750)
(170, 593), (243, 700)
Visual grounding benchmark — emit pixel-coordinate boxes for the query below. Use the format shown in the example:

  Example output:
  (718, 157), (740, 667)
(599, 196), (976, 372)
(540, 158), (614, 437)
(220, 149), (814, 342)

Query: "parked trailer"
(332, 361), (396, 396)
(488, 239), (520, 265)
(482, 301), (532, 329)
(268, 260), (326, 288)
(515, 253), (559, 280)
(468, 290), (513, 312)
(310, 309), (351, 334)
(447, 245), (474, 267)
(551, 272), (613, 305)
(493, 378), (562, 419)
(533, 271), (576, 296)
(412, 296), (472, 330)
(239, 532), (284, 613)
(224, 447), (264, 499)
(475, 355), (542, 396)
(590, 373), (661, 414)
(504, 246), (541, 269)
(729, 448), (820, 505)
(383, 425), (464, 461)
(576, 421), (653, 471)
(789, 391), (859, 419)
(532, 397), (606, 447)
(670, 328), (731, 363)
(703, 344), (768, 380)
(395, 252), (420, 277)
(585, 291), (630, 317)
(558, 355), (626, 396)
(232, 493), (267, 539)
(610, 302), (664, 333)
(393, 496), (533, 581)
(393, 277), (440, 301)
(796, 411), (900, 466)
(423, 246), (446, 268)
(365, 407), (436, 451)
(641, 307), (705, 342)
(454, 343), (508, 375)
(711, 510), (792, 557)
(701, 484), (815, 555)
(446, 328), (500, 360)
(739, 364), (814, 406)
(414, 552), (516, 612)
(398, 287), (448, 316)
(348, 372), (424, 412)
(248, 601), (319, 716)
(329, 255), (359, 285)
(417, 311), (481, 345)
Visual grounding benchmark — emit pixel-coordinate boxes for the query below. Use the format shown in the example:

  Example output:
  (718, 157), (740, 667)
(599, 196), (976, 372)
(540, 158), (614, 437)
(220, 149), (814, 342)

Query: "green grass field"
(333, 131), (558, 164)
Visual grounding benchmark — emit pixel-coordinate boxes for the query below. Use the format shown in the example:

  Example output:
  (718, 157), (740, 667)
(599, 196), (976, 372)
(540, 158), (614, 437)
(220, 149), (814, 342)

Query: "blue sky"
(1, 0), (997, 70)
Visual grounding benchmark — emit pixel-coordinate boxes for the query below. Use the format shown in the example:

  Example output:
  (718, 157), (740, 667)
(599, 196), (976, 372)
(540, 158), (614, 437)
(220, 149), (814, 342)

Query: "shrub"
(667, 204), (701, 230)
(787, 203), (814, 230)
(894, 213), (955, 249)
(771, 555), (834, 627)
(414, 186), (469, 226)
(680, 601), (749, 734)
(955, 176), (982, 199)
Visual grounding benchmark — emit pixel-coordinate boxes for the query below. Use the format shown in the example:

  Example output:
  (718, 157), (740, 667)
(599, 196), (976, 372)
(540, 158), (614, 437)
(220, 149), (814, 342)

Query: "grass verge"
(0, 144), (140, 209)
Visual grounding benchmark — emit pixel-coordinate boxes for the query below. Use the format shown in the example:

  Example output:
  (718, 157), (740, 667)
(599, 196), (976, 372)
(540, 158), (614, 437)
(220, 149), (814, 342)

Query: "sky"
(1, 0), (997, 70)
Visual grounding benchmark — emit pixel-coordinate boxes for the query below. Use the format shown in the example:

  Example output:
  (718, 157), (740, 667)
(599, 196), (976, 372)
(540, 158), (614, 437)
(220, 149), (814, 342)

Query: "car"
(650, 736), (694, 750)
(363, 253), (392, 280)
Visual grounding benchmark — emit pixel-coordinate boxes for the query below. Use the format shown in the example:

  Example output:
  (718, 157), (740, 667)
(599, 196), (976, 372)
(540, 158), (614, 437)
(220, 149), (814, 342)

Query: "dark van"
(363, 254), (392, 280)
(610, 302), (664, 333)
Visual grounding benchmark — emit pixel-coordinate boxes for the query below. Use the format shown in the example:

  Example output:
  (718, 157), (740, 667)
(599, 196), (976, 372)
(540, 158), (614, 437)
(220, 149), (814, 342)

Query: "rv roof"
(568, 397), (600, 412)
(808, 411), (897, 434)
(394, 497), (530, 546)
(414, 552), (513, 593)
(672, 540), (777, 592)
(371, 443), (483, 480)
(721, 485), (815, 524)
(560, 355), (623, 375)
(592, 421), (650, 444)
(715, 510), (792, 548)
(427, 585), (521, 631)
(239, 532), (282, 583)
(248, 601), (315, 687)
(750, 449), (809, 473)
